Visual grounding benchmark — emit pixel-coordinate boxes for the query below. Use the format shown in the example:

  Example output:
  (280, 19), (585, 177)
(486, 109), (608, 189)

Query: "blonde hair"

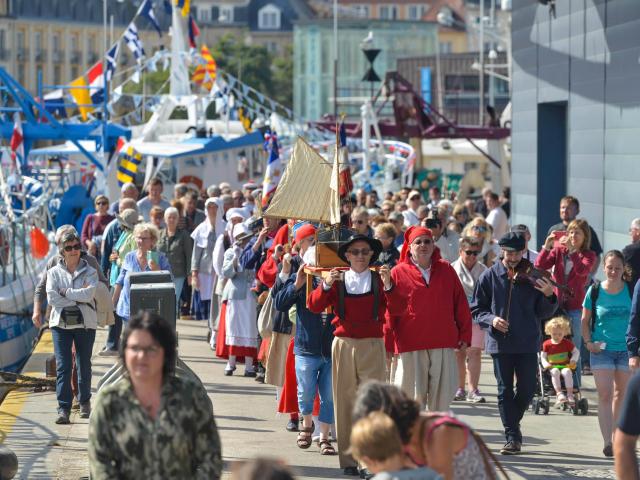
(349, 411), (403, 462)
(566, 219), (591, 252)
(133, 222), (160, 243)
(544, 316), (572, 337)
(462, 217), (492, 245)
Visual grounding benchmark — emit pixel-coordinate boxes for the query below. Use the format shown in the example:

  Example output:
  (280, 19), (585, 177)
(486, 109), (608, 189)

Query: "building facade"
(511, 0), (640, 251)
(293, 18), (438, 120)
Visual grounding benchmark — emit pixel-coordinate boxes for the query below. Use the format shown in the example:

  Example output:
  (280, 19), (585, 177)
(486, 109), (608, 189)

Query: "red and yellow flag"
(192, 44), (217, 91)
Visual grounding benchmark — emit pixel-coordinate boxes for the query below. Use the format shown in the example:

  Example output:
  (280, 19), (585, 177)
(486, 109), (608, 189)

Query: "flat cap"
(498, 232), (526, 252)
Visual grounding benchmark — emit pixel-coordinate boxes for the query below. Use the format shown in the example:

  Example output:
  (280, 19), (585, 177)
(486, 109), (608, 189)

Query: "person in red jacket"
(307, 234), (392, 477)
(387, 225), (472, 412)
(535, 218), (596, 385)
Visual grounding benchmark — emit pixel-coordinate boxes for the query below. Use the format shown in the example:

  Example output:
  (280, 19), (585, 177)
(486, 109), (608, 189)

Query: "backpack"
(590, 281), (633, 332)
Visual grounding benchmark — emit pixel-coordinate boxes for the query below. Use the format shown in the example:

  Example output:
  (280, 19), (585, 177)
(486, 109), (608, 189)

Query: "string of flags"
(116, 145), (142, 187)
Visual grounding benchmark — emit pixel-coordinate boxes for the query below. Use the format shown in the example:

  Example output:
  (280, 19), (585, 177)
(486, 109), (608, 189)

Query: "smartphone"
(146, 250), (159, 264)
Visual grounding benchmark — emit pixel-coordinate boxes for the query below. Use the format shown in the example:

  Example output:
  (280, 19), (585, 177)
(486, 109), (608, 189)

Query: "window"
(407, 5), (425, 20)
(378, 5), (397, 20)
(53, 34), (60, 53)
(198, 7), (210, 23)
(352, 5), (370, 18)
(16, 31), (24, 49)
(34, 31), (42, 54)
(439, 41), (453, 54)
(88, 36), (95, 54)
(218, 5), (233, 23)
(265, 41), (278, 54)
(54, 65), (61, 84)
(258, 4), (281, 30)
(17, 64), (25, 84)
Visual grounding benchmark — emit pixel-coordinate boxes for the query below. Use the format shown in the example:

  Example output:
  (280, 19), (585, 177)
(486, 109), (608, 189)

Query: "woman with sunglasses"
(81, 195), (114, 262)
(386, 226), (472, 413)
(462, 218), (500, 267)
(46, 230), (99, 424)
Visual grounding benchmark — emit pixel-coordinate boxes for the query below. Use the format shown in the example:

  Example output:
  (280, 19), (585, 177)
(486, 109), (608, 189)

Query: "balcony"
(70, 50), (82, 64)
(52, 50), (64, 63)
(16, 47), (29, 61)
(34, 49), (47, 62)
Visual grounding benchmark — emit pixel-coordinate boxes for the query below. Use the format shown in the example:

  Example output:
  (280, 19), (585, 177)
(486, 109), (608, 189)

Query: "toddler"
(541, 317), (580, 405)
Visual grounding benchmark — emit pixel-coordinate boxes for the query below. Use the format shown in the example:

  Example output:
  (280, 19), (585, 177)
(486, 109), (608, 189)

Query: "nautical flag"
(124, 22), (145, 61)
(188, 14), (200, 49)
(87, 61), (105, 105)
(69, 76), (94, 121)
(175, 0), (190, 17)
(192, 45), (217, 90)
(43, 89), (67, 118)
(138, 0), (162, 36)
(117, 145), (142, 187)
(238, 107), (253, 133)
(10, 112), (24, 167)
(105, 42), (120, 82)
(262, 131), (281, 208)
(163, 0), (172, 14)
(338, 121), (353, 197)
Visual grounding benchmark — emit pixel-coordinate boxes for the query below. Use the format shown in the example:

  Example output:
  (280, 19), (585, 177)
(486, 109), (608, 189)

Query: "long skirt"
(216, 301), (258, 362)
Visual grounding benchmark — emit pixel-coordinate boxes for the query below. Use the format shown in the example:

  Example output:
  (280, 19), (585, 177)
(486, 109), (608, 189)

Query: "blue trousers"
(51, 327), (96, 412)
(104, 312), (123, 351)
(295, 354), (334, 425)
(567, 309), (583, 387)
(492, 353), (537, 443)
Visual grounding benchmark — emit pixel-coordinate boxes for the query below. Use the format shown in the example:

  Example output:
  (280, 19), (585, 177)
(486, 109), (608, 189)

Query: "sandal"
(319, 439), (336, 455)
(296, 426), (313, 449)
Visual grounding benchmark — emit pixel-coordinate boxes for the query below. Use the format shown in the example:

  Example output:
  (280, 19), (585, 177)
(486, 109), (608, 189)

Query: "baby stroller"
(531, 352), (589, 415)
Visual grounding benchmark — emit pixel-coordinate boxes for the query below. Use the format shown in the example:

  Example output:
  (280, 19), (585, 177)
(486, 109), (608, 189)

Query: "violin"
(506, 259), (574, 298)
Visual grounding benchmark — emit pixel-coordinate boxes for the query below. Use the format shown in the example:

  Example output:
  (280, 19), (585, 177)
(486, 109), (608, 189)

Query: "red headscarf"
(292, 223), (316, 246)
(399, 226), (433, 263)
(257, 223), (290, 288)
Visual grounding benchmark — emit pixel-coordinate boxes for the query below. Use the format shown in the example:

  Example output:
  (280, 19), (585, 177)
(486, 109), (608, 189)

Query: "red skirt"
(216, 301), (258, 362)
(258, 337), (270, 363)
(277, 338), (320, 416)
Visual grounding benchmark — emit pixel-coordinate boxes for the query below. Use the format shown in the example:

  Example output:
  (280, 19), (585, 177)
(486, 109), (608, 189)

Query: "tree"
(272, 44), (293, 108)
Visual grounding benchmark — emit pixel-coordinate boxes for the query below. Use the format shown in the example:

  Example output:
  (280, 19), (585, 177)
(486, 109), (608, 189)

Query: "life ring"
(179, 175), (203, 191)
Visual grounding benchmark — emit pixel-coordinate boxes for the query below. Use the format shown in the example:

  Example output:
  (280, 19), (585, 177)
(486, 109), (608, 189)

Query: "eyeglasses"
(95, 201), (108, 206)
(353, 220), (366, 225)
(464, 250), (480, 256)
(126, 345), (161, 356)
(409, 196), (421, 201)
(347, 248), (372, 256)
(412, 239), (432, 246)
(137, 237), (151, 241)
(472, 226), (487, 232)
(63, 244), (81, 252)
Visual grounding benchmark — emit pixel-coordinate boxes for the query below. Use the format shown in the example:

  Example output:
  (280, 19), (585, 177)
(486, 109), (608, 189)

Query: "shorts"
(470, 323), (485, 349)
(590, 350), (629, 371)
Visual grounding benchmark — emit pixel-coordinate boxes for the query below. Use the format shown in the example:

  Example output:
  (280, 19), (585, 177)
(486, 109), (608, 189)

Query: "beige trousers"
(332, 336), (386, 469)
(394, 348), (458, 412)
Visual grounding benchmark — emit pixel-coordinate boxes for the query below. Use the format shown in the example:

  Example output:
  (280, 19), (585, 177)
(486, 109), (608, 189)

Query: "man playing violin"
(471, 232), (558, 456)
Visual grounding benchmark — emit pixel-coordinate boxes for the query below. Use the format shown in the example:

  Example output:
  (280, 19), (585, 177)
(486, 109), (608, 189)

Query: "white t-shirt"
(486, 207), (509, 240)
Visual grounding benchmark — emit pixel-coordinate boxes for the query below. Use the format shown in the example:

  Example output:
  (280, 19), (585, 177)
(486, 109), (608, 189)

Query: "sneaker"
(98, 348), (118, 357)
(467, 390), (486, 403)
(255, 372), (265, 383)
(224, 365), (236, 376)
(80, 402), (91, 419)
(243, 370), (257, 378)
(286, 418), (299, 432)
(500, 441), (521, 455)
(454, 388), (466, 401)
(603, 443), (613, 457)
(359, 467), (374, 479)
(55, 410), (70, 425)
(582, 365), (592, 376)
(343, 466), (359, 476)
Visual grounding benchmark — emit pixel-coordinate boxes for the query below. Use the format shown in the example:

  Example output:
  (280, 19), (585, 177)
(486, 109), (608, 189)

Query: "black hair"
(352, 381), (421, 444)
(120, 311), (177, 378)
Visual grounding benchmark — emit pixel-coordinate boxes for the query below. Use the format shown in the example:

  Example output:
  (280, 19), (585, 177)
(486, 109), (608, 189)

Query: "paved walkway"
(0, 320), (618, 479)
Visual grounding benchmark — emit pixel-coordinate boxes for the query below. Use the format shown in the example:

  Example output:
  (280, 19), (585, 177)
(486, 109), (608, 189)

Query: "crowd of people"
(31, 176), (640, 479)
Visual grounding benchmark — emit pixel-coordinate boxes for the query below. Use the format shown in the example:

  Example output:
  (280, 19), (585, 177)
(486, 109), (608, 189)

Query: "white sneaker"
(467, 390), (486, 403)
(98, 348), (118, 357)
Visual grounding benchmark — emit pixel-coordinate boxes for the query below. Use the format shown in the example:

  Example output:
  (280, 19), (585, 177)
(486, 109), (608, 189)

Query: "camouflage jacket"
(88, 375), (222, 480)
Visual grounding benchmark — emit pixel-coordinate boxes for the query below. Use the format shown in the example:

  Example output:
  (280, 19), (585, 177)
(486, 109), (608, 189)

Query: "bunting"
(10, 112), (24, 168)
(192, 45), (217, 91)
(124, 22), (145, 61)
(238, 107), (253, 133)
(69, 76), (93, 121)
(175, 0), (190, 17)
(262, 131), (281, 208)
(188, 14), (200, 49)
(138, 0), (162, 37)
(117, 145), (142, 187)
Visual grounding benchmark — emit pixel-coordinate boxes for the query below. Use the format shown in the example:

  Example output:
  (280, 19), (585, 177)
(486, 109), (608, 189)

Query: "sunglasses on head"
(464, 250), (480, 256)
(347, 248), (372, 256)
(64, 244), (81, 252)
(413, 239), (432, 246)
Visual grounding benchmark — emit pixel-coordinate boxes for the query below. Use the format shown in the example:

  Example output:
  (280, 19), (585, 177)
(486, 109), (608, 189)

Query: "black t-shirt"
(618, 372), (640, 435)
(546, 222), (603, 256)
(623, 242), (640, 288)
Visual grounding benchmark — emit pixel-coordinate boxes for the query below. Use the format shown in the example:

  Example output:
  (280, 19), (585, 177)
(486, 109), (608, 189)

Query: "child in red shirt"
(541, 317), (580, 406)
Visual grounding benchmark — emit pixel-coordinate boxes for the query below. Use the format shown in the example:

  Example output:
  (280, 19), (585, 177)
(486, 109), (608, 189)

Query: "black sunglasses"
(64, 244), (81, 252)
(464, 250), (480, 256)
(413, 239), (432, 246)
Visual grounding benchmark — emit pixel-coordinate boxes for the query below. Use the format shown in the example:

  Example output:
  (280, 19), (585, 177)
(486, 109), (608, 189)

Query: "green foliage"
(122, 68), (170, 95)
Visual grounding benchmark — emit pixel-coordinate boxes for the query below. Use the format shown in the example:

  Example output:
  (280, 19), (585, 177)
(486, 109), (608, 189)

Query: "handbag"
(258, 291), (276, 339)
(61, 305), (85, 327)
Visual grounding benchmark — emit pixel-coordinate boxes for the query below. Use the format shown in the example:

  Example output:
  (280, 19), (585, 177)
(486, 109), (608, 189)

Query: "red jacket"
(534, 247), (596, 310)
(307, 274), (390, 339)
(387, 250), (472, 353)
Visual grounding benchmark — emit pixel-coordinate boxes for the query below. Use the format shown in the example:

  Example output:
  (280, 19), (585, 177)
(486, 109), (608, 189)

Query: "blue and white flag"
(124, 23), (146, 61)
(138, 0), (162, 37)
(105, 42), (120, 82)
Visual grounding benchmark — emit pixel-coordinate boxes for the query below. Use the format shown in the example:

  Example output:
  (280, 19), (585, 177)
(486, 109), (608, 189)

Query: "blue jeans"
(567, 309), (583, 387)
(51, 327), (96, 412)
(105, 312), (123, 351)
(492, 353), (538, 443)
(295, 354), (334, 425)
